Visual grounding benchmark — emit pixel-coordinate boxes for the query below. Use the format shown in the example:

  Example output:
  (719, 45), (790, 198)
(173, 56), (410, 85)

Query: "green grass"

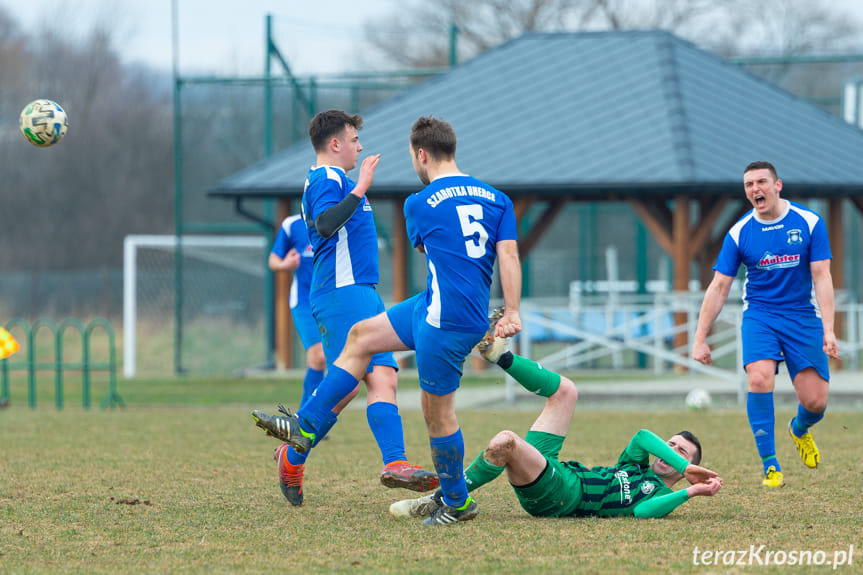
(1, 379), (861, 574)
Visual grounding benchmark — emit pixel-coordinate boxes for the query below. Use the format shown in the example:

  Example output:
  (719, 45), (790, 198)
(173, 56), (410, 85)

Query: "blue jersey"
(271, 214), (314, 309)
(301, 165), (380, 298)
(404, 174), (518, 333)
(714, 200), (832, 317)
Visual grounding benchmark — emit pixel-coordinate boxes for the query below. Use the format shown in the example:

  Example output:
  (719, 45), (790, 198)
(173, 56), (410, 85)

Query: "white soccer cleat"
(389, 491), (442, 518)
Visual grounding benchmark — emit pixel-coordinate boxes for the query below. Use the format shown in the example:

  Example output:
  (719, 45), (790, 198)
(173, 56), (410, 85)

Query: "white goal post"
(123, 234), (268, 377)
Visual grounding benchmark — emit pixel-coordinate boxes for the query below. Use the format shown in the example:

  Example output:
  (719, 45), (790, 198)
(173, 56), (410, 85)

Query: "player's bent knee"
(486, 430), (519, 463)
(555, 377), (578, 404)
(801, 395), (828, 414)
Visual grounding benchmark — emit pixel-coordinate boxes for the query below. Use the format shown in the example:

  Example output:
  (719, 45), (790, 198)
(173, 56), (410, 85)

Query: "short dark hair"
(677, 430), (702, 465)
(744, 161), (778, 181)
(410, 116), (456, 161)
(309, 110), (363, 152)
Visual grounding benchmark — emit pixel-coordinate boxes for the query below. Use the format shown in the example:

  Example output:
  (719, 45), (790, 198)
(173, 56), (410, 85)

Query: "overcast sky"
(0, 0), (396, 76)
(3, 0), (863, 77)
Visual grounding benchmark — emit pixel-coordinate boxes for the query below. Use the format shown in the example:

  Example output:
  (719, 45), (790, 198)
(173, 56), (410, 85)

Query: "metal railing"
(1, 317), (124, 410)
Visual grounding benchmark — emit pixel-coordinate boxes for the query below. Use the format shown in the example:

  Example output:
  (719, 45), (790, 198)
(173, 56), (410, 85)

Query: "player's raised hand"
(684, 463), (719, 485)
(353, 154), (381, 198)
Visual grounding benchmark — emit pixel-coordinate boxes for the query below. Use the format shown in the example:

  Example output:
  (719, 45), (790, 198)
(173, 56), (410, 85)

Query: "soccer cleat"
(389, 490), (443, 518)
(380, 460), (440, 492)
(275, 443), (304, 506)
(789, 420), (820, 468)
(251, 404), (313, 453)
(475, 306), (507, 363)
(762, 466), (785, 488)
(422, 496), (479, 526)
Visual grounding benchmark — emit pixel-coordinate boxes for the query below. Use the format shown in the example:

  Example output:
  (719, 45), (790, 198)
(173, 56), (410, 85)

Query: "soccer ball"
(19, 99), (69, 147)
(685, 388), (712, 410)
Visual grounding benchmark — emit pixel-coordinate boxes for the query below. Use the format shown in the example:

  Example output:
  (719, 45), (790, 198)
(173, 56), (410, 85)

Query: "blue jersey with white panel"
(713, 200), (832, 317)
(301, 165), (380, 298)
(271, 214), (314, 309)
(404, 174), (518, 333)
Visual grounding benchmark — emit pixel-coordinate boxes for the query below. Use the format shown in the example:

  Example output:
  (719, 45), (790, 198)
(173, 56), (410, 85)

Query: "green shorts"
(513, 430), (583, 517)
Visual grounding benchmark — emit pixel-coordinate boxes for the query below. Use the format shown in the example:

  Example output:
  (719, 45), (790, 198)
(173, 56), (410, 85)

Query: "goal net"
(123, 235), (269, 377)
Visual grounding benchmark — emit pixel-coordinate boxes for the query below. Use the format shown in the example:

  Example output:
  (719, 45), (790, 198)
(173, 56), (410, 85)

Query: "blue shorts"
(310, 284), (397, 373)
(290, 303), (320, 350)
(741, 312), (829, 382)
(387, 293), (486, 396)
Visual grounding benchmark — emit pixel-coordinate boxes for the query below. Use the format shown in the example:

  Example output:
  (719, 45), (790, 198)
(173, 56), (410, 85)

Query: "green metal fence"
(1, 317), (124, 410)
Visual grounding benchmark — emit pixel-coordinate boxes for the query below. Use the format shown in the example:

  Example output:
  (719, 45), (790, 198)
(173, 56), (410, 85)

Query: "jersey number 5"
(456, 204), (488, 259)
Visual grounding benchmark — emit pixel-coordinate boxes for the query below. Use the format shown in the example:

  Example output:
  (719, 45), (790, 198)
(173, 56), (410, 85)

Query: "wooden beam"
(391, 198), (408, 303)
(687, 197), (728, 258)
(274, 199), (293, 370)
(630, 199), (673, 255)
(672, 195), (690, 355)
(851, 195), (863, 218)
(512, 197), (535, 223)
(518, 198), (568, 258)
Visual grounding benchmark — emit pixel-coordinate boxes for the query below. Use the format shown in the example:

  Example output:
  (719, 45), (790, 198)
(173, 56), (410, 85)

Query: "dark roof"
(210, 30), (863, 201)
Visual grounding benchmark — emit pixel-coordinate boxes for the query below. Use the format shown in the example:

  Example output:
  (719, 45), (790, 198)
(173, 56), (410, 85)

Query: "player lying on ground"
(391, 323), (723, 521)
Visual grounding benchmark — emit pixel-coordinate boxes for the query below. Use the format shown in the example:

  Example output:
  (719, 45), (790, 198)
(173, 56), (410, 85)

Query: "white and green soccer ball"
(685, 388), (712, 410)
(19, 99), (69, 147)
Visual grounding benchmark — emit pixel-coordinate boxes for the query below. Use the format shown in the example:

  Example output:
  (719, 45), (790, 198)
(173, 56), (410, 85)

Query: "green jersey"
(514, 429), (691, 519)
(568, 429), (690, 518)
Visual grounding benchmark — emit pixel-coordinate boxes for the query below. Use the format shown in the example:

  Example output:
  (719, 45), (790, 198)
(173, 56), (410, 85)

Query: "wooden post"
(392, 199), (408, 304)
(672, 195), (690, 357)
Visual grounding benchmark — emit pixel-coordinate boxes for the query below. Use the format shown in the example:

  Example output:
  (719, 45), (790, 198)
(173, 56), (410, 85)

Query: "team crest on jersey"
(787, 229), (802, 245)
(640, 482), (656, 495)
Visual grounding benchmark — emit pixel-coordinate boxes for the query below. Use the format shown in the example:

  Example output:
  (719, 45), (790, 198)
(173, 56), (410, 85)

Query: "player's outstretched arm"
(811, 259), (840, 359)
(496, 239), (522, 338)
(692, 271), (734, 365)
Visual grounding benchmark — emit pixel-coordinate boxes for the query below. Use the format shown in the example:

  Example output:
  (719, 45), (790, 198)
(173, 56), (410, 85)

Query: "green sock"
(464, 451), (505, 492)
(504, 354), (561, 397)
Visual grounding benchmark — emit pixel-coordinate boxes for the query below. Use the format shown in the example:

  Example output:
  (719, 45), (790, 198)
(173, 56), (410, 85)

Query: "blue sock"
(300, 368), (324, 409)
(287, 410), (339, 465)
(791, 404), (825, 437)
(296, 365), (358, 435)
(430, 429), (468, 508)
(747, 391), (779, 473)
(366, 402), (407, 465)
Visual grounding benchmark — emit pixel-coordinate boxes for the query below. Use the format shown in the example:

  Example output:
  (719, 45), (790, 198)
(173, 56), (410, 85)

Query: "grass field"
(1, 376), (860, 574)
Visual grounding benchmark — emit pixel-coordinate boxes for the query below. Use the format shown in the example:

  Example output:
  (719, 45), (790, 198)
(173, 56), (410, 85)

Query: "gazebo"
(210, 31), (863, 367)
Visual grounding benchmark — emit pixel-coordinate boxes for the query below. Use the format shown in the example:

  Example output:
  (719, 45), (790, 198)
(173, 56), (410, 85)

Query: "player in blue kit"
(269, 214), (325, 408)
(253, 116), (523, 525)
(255, 110), (436, 506)
(693, 161), (840, 487)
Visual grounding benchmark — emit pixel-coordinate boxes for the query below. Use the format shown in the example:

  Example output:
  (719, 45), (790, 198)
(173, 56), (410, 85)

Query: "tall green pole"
(263, 14), (275, 364)
(449, 23), (458, 67)
(172, 0), (185, 374)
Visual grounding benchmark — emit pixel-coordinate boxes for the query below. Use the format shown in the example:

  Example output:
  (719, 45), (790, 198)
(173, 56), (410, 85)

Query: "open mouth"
(754, 194), (766, 208)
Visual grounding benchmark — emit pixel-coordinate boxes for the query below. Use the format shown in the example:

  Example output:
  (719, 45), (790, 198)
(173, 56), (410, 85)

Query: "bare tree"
(0, 15), (174, 271)
(361, 0), (861, 69)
